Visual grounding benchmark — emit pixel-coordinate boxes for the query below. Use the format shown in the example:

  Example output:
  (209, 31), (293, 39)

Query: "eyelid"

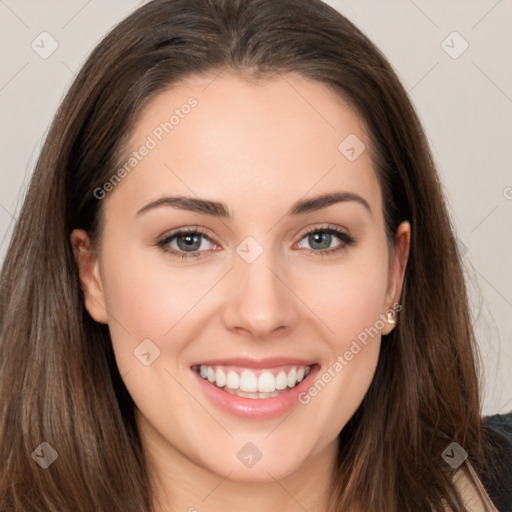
(295, 222), (350, 240)
(158, 225), (215, 244)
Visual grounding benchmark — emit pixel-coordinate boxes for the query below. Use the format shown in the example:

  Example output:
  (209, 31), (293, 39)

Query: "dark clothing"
(482, 411), (512, 511)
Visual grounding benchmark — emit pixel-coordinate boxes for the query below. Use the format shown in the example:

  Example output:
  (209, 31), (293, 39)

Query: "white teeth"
(239, 370), (258, 392)
(198, 364), (312, 394)
(287, 368), (297, 388)
(226, 370), (240, 390)
(275, 371), (288, 390)
(215, 367), (226, 388)
(224, 387), (281, 399)
(258, 372), (275, 393)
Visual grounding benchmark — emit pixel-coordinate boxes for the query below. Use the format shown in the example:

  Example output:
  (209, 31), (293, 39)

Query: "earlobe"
(70, 229), (109, 324)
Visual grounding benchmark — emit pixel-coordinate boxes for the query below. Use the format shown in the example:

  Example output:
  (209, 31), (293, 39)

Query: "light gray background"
(0, 0), (510, 415)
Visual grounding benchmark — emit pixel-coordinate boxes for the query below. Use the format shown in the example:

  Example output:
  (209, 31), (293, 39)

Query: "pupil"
(310, 232), (331, 250)
(178, 234), (200, 251)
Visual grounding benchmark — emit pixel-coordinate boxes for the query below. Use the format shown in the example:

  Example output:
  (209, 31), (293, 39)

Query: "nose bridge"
(222, 235), (298, 336)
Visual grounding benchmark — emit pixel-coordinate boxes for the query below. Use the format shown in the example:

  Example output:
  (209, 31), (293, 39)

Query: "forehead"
(108, 71), (382, 222)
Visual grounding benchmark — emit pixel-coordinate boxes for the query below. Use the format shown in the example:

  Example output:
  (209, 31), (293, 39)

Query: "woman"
(0, 0), (510, 510)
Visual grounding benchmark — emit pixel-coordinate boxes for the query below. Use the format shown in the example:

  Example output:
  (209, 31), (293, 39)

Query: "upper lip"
(190, 357), (317, 369)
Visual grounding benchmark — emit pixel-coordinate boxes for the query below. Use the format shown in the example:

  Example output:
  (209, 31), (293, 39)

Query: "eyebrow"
(136, 191), (371, 218)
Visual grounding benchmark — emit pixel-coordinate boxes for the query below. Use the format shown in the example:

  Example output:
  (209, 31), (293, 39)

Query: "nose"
(221, 246), (300, 338)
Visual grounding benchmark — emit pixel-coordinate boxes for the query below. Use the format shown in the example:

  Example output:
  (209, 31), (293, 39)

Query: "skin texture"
(72, 72), (410, 512)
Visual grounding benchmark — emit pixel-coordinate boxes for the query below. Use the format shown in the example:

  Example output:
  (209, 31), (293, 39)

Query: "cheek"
(294, 248), (389, 344)
(105, 261), (208, 332)
(98, 242), (221, 371)
(294, 256), (388, 437)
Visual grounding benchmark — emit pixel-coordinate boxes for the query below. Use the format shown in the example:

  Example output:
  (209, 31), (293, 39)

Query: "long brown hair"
(0, 0), (496, 510)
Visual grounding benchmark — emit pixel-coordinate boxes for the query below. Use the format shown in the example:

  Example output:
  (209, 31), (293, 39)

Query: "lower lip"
(192, 365), (320, 420)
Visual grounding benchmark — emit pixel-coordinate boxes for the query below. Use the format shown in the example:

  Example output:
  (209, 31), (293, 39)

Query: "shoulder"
(480, 411), (512, 512)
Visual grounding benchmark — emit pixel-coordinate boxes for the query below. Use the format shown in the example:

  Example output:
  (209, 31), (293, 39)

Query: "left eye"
(299, 231), (334, 250)
(296, 228), (354, 253)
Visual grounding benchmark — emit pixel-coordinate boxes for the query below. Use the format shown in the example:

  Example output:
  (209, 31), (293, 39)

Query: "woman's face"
(72, 72), (409, 484)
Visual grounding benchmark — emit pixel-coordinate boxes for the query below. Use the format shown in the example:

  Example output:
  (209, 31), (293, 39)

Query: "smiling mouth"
(191, 364), (314, 399)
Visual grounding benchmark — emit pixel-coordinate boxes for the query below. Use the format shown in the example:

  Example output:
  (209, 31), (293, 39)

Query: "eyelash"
(156, 224), (356, 260)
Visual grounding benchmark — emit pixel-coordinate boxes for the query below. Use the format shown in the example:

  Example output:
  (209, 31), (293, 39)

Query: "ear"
(70, 229), (109, 324)
(381, 220), (411, 335)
